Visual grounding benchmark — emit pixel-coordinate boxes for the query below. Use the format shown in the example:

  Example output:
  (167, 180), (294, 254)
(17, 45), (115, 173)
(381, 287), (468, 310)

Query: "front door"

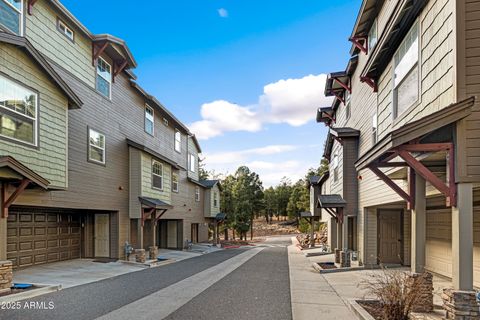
(167, 221), (177, 249)
(378, 210), (402, 264)
(94, 214), (110, 257)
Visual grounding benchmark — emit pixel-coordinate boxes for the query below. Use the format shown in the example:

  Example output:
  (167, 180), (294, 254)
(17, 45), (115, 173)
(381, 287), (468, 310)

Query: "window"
(189, 153), (196, 172)
(96, 57), (111, 98)
(58, 19), (74, 41)
(213, 192), (218, 207)
(195, 186), (200, 202)
(372, 113), (378, 144)
(368, 19), (378, 52)
(152, 161), (163, 190)
(345, 90), (351, 121)
(0, 0), (22, 35)
(0, 75), (38, 146)
(88, 128), (105, 164)
(174, 129), (181, 152)
(145, 105), (154, 135)
(172, 172), (179, 192)
(332, 153), (339, 182)
(393, 21), (419, 118)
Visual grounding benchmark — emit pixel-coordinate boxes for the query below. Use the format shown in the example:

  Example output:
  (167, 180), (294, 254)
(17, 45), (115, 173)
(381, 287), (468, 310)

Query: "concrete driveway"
(13, 259), (144, 289)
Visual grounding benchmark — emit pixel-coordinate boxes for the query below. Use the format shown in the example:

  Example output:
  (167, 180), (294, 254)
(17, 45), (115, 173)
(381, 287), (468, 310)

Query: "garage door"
(6, 207), (81, 269)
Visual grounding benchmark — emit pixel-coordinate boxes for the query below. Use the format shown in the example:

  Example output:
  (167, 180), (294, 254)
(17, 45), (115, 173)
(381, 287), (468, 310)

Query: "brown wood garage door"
(6, 207), (81, 269)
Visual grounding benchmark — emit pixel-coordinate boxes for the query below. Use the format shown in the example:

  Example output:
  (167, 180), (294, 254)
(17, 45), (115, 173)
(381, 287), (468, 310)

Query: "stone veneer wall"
(442, 289), (480, 320)
(0, 261), (13, 293)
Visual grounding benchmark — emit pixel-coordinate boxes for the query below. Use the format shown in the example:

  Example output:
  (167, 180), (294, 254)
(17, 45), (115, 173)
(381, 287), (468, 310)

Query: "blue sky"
(62, 0), (361, 186)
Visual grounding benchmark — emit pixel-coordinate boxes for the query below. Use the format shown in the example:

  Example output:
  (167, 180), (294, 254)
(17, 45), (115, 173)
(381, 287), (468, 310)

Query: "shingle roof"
(200, 180), (222, 191)
(317, 195), (346, 208)
(308, 176), (321, 185)
(138, 197), (173, 209)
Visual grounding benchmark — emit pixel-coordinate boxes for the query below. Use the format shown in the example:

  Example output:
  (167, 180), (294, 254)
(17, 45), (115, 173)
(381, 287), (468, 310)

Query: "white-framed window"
(372, 113), (378, 144)
(393, 21), (419, 118)
(195, 186), (200, 202)
(152, 160), (163, 190)
(88, 128), (106, 164)
(332, 152), (339, 182)
(189, 153), (196, 172)
(145, 105), (154, 136)
(368, 19), (378, 52)
(174, 129), (181, 152)
(0, 0), (22, 35)
(345, 90), (351, 120)
(96, 57), (111, 99)
(172, 172), (179, 192)
(213, 192), (218, 207)
(58, 19), (74, 41)
(0, 75), (38, 146)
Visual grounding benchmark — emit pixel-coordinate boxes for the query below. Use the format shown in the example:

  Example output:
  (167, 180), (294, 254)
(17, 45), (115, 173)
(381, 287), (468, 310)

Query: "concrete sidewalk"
(288, 238), (355, 320)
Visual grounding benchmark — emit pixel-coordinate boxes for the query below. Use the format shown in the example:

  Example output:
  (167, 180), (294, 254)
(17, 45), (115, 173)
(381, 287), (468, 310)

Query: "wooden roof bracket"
(27, 0), (39, 15)
(360, 76), (378, 92)
(349, 36), (368, 54)
(323, 112), (336, 124)
(332, 135), (343, 146)
(112, 59), (128, 83)
(368, 164), (413, 207)
(154, 209), (167, 224)
(1, 179), (30, 218)
(141, 208), (155, 227)
(396, 143), (456, 207)
(323, 207), (344, 224)
(92, 42), (109, 66)
(333, 91), (345, 105)
(333, 77), (352, 93)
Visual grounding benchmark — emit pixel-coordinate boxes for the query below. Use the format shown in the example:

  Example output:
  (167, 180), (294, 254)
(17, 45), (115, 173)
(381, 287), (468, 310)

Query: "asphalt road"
(1, 239), (293, 320)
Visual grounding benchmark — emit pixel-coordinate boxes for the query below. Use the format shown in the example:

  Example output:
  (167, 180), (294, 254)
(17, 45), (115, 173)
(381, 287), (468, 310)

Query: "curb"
(347, 299), (377, 320)
(311, 261), (366, 274)
(0, 284), (62, 303)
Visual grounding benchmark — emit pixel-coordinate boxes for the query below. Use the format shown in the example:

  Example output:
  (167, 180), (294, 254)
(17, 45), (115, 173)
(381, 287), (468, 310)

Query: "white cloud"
(189, 100), (262, 140)
(189, 74), (332, 140)
(218, 8), (228, 18)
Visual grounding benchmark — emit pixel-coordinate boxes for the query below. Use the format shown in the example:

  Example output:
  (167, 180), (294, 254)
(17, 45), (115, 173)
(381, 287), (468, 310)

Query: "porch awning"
(215, 212), (227, 221)
(317, 195), (346, 208)
(316, 107), (335, 125)
(356, 97), (475, 171)
(138, 197), (173, 209)
(0, 156), (49, 189)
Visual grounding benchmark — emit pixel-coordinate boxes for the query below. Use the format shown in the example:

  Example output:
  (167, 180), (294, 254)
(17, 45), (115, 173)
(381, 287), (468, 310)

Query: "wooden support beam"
(154, 209), (167, 224)
(141, 207), (155, 227)
(333, 91), (345, 105)
(360, 76), (378, 92)
(332, 135), (343, 146)
(333, 77), (352, 93)
(397, 150), (452, 205)
(113, 60), (128, 82)
(2, 179), (30, 218)
(375, 162), (408, 168)
(324, 207), (337, 219)
(408, 168), (416, 210)
(28, 0), (39, 15)
(337, 208), (344, 224)
(447, 146), (457, 206)
(369, 165), (412, 205)
(1, 183), (5, 219)
(349, 36), (368, 54)
(396, 143), (453, 153)
(92, 42), (109, 66)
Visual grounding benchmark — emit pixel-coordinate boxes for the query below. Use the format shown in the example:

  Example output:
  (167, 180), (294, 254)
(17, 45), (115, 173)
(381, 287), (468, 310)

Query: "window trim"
(213, 192), (218, 207)
(174, 129), (181, 153)
(195, 186), (200, 202)
(392, 20), (421, 121)
(368, 19), (378, 53)
(372, 113), (378, 145)
(57, 18), (74, 42)
(332, 152), (339, 183)
(152, 160), (164, 190)
(87, 127), (106, 165)
(96, 57), (112, 99)
(0, 72), (39, 148)
(345, 90), (351, 121)
(0, 0), (23, 36)
(172, 172), (179, 193)
(189, 153), (196, 173)
(144, 104), (154, 136)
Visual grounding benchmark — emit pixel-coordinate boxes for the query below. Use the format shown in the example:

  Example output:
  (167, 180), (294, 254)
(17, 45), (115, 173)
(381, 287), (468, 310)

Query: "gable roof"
(317, 195), (346, 208)
(0, 32), (82, 109)
(200, 180), (222, 191)
(190, 135), (202, 154)
(0, 156), (50, 189)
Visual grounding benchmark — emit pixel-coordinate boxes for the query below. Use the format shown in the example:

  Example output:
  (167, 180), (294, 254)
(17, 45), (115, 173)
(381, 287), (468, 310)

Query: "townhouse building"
(0, 0), (219, 269)
(315, 0), (480, 309)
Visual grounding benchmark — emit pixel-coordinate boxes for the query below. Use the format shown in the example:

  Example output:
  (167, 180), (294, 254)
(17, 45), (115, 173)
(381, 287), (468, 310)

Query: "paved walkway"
(288, 238), (355, 320)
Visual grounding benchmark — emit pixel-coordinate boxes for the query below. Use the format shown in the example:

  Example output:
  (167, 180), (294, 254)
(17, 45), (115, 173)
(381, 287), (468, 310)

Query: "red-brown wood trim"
(141, 207), (156, 227)
(27, 0), (39, 15)
(154, 209), (167, 224)
(397, 150), (452, 205)
(396, 143), (452, 153)
(332, 135), (343, 146)
(113, 60), (128, 82)
(375, 162), (408, 168)
(333, 91), (345, 105)
(360, 76), (378, 92)
(349, 36), (368, 54)
(333, 77), (352, 93)
(337, 208), (344, 224)
(447, 146), (456, 206)
(92, 42), (109, 66)
(1, 182), (6, 218)
(407, 168), (416, 210)
(2, 179), (30, 218)
(369, 164), (412, 205)
(324, 207), (337, 219)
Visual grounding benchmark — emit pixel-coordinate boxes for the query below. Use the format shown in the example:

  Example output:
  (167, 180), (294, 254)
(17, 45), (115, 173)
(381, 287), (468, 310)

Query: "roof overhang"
(0, 32), (82, 109)
(0, 156), (49, 189)
(126, 139), (185, 170)
(215, 212), (227, 221)
(93, 34), (137, 69)
(324, 71), (350, 97)
(356, 97), (475, 170)
(360, 0), (428, 80)
(317, 195), (347, 208)
(316, 107), (335, 125)
(349, 0), (385, 55)
(324, 127), (360, 159)
(188, 177), (205, 188)
(138, 196), (173, 209)
(190, 135), (202, 154)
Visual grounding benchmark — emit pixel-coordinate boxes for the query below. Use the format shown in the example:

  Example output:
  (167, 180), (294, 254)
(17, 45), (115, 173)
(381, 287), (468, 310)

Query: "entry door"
(94, 214), (110, 257)
(167, 221), (177, 249)
(378, 210), (402, 264)
(191, 224), (199, 243)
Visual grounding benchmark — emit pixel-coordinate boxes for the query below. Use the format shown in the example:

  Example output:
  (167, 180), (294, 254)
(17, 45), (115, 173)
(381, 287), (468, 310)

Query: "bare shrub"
(360, 269), (431, 320)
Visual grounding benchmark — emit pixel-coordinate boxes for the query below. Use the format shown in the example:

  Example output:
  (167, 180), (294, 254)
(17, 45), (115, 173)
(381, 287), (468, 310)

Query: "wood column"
(137, 218), (144, 249)
(310, 217), (315, 248)
(452, 183), (473, 290)
(342, 218), (349, 251)
(411, 173), (426, 273)
(336, 219), (342, 251)
(151, 211), (157, 247)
